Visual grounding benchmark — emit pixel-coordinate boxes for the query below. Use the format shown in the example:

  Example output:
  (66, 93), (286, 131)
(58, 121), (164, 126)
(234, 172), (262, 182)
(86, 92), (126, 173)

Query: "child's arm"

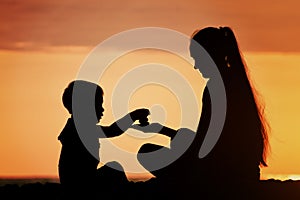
(100, 108), (150, 138)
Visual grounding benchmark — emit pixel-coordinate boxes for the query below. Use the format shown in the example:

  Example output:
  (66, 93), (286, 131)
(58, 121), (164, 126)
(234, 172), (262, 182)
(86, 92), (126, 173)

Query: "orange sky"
(0, 0), (300, 180)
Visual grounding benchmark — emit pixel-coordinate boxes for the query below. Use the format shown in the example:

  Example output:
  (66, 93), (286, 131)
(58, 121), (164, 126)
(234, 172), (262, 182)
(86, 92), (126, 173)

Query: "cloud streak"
(1, 0), (299, 51)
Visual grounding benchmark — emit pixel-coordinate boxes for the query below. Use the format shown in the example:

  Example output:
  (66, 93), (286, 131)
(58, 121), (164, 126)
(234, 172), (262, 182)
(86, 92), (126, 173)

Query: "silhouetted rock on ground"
(0, 180), (300, 200)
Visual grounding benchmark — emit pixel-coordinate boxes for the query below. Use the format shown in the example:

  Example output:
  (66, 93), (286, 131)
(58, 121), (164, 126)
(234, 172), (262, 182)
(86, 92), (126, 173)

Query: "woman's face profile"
(189, 45), (211, 79)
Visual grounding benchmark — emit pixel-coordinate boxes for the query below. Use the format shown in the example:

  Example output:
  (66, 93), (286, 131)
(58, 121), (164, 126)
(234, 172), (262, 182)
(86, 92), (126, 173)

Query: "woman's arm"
(131, 123), (178, 139)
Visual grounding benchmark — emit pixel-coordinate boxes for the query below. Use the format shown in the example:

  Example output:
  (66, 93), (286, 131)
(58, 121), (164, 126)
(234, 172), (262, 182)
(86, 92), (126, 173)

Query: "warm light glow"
(1, 49), (300, 182)
(261, 174), (300, 181)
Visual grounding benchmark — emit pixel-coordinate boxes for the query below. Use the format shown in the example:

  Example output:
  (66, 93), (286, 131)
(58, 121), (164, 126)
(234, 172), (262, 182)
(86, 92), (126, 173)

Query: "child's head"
(62, 80), (105, 121)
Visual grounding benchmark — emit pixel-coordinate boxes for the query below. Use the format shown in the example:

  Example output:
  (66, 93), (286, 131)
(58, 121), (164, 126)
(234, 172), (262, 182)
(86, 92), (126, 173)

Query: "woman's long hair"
(192, 27), (269, 167)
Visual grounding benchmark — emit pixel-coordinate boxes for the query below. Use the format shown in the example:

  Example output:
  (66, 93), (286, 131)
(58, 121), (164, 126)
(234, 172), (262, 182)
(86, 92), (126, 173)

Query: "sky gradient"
(1, 0), (299, 52)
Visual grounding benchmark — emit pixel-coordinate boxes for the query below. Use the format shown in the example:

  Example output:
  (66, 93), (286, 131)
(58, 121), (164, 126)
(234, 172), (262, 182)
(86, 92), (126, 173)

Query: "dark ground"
(0, 179), (300, 200)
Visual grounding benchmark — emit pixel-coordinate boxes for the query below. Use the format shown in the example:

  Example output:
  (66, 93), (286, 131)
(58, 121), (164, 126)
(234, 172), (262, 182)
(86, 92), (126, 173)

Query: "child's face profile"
(95, 93), (104, 121)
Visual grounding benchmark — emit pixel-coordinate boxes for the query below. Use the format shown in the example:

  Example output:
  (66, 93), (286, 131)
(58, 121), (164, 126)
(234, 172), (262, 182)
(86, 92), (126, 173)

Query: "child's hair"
(62, 80), (104, 114)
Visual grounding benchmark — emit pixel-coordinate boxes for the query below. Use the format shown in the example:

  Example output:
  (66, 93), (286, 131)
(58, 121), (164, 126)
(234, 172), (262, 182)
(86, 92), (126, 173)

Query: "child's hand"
(130, 108), (150, 126)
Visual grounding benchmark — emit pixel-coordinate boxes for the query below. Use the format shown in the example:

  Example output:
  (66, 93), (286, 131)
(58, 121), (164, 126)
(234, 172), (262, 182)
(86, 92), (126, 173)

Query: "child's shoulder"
(58, 117), (77, 142)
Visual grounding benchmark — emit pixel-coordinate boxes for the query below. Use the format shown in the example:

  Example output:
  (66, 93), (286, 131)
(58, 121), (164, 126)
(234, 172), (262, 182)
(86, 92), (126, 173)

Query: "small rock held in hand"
(139, 118), (149, 127)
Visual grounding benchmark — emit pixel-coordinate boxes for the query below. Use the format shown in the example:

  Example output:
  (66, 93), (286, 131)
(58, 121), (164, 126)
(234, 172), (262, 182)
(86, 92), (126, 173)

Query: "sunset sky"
(0, 0), (300, 181)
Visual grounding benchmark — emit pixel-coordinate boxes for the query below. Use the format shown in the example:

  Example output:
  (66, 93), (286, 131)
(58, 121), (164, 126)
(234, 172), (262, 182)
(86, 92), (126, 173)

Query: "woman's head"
(190, 26), (245, 79)
(62, 80), (105, 121)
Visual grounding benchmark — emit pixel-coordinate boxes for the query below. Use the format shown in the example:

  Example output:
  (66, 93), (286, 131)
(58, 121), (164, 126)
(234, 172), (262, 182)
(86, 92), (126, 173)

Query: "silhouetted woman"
(191, 26), (269, 183)
(137, 27), (270, 198)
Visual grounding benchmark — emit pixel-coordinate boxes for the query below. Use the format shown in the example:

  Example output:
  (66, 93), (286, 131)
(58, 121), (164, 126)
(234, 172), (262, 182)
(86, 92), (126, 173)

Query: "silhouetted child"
(58, 80), (149, 197)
